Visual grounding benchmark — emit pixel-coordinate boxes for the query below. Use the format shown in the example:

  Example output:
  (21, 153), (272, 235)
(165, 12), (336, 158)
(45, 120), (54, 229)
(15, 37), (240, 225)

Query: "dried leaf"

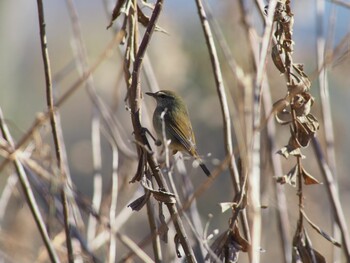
(107, 0), (128, 29)
(206, 225), (249, 262)
(128, 192), (150, 211)
(288, 76), (310, 96)
(305, 114), (319, 133)
(277, 143), (303, 159)
(275, 110), (292, 125)
(304, 231), (326, 263)
(277, 164), (298, 187)
(292, 63), (311, 91)
(232, 226), (250, 252)
(137, 5), (168, 33)
(294, 93), (314, 116)
(302, 167), (322, 185)
(140, 177), (176, 203)
(302, 210), (341, 247)
(219, 202), (236, 213)
(152, 190), (176, 203)
(272, 44), (286, 73)
(295, 120), (313, 148)
(273, 98), (290, 114)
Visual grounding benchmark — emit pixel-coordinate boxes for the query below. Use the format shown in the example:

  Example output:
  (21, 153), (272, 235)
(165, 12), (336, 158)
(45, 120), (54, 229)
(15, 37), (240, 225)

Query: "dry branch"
(36, 0), (73, 261)
(0, 109), (60, 263)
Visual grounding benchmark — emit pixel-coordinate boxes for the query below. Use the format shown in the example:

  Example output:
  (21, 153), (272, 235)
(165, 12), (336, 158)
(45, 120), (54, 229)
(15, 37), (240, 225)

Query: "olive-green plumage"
(146, 90), (210, 176)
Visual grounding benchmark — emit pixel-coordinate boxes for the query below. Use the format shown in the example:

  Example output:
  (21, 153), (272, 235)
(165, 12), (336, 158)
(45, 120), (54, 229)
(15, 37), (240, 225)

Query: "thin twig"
(0, 31), (124, 174)
(194, 0), (252, 250)
(87, 112), (103, 243)
(0, 109), (60, 263)
(108, 145), (119, 263)
(316, 1), (341, 261)
(240, 1), (291, 262)
(262, 84), (292, 263)
(248, 1), (278, 262)
(312, 137), (350, 261)
(120, 157), (230, 262)
(146, 199), (163, 263)
(0, 174), (18, 229)
(36, 0), (73, 261)
(126, 0), (197, 261)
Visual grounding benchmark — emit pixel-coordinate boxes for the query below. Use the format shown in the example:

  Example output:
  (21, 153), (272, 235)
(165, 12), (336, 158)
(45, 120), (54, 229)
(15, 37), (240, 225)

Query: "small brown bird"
(146, 90), (210, 176)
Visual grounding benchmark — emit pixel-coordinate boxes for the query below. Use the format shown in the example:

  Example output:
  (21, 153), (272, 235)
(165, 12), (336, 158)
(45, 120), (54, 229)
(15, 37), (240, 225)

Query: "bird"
(146, 90), (210, 176)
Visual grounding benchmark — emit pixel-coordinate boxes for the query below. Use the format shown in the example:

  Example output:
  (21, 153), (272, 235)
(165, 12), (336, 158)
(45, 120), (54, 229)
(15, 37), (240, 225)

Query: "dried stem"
(126, 0), (197, 261)
(109, 145), (119, 263)
(316, 1), (341, 261)
(0, 32), (123, 174)
(312, 138), (350, 261)
(247, 1), (278, 261)
(194, 0), (252, 252)
(36, 0), (73, 261)
(87, 112), (103, 243)
(146, 199), (162, 263)
(240, 1), (291, 262)
(0, 109), (60, 263)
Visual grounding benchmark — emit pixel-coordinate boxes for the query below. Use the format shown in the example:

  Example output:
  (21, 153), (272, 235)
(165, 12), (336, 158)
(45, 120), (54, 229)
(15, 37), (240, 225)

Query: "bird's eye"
(158, 94), (166, 99)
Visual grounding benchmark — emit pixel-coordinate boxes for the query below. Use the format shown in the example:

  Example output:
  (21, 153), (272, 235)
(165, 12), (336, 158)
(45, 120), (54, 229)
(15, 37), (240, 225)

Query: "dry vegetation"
(0, 0), (350, 262)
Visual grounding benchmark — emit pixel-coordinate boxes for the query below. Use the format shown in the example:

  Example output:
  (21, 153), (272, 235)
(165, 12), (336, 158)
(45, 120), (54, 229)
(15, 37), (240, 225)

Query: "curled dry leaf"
(288, 76), (310, 97)
(272, 44), (286, 73)
(152, 189), (176, 203)
(293, 93), (314, 116)
(293, 64), (311, 86)
(275, 110), (293, 125)
(273, 98), (290, 114)
(140, 177), (176, 203)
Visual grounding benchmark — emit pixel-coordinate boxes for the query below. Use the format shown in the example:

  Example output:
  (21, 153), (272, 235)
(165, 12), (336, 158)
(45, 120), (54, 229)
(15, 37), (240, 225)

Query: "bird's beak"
(145, 92), (156, 98)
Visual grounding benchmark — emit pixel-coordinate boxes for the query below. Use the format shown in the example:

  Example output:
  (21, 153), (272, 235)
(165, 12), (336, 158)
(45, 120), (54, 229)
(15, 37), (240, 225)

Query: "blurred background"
(0, 0), (350, 262)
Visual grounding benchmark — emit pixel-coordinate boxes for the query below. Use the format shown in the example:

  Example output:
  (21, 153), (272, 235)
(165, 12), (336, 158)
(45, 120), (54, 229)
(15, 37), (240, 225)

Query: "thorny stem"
(127, 0), (196, 262)
(36, 0), (73, 261)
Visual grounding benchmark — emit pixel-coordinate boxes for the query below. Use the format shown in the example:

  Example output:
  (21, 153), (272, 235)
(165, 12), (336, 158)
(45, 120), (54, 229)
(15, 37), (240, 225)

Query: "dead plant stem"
(36, 0), (73, 261)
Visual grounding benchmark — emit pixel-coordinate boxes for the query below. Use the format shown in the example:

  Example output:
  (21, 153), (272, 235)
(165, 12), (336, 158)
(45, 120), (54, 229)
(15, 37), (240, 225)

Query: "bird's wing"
(165, 108), (196, 154)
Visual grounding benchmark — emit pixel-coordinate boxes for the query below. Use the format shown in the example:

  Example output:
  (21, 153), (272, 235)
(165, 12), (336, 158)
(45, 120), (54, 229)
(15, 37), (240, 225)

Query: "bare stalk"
(87, 112), (103, 243)
(126, 1), (196, 261)
(36, 0), (73, 261)
(108, 145), (119, 262)
(146, 199), (163, 263)
(315, 2), (341, 261)
(312, 138), (350, 261)
(194, 0), (252, 250)
(0, 26), (123, 177)
(0, 109), (60, 263)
